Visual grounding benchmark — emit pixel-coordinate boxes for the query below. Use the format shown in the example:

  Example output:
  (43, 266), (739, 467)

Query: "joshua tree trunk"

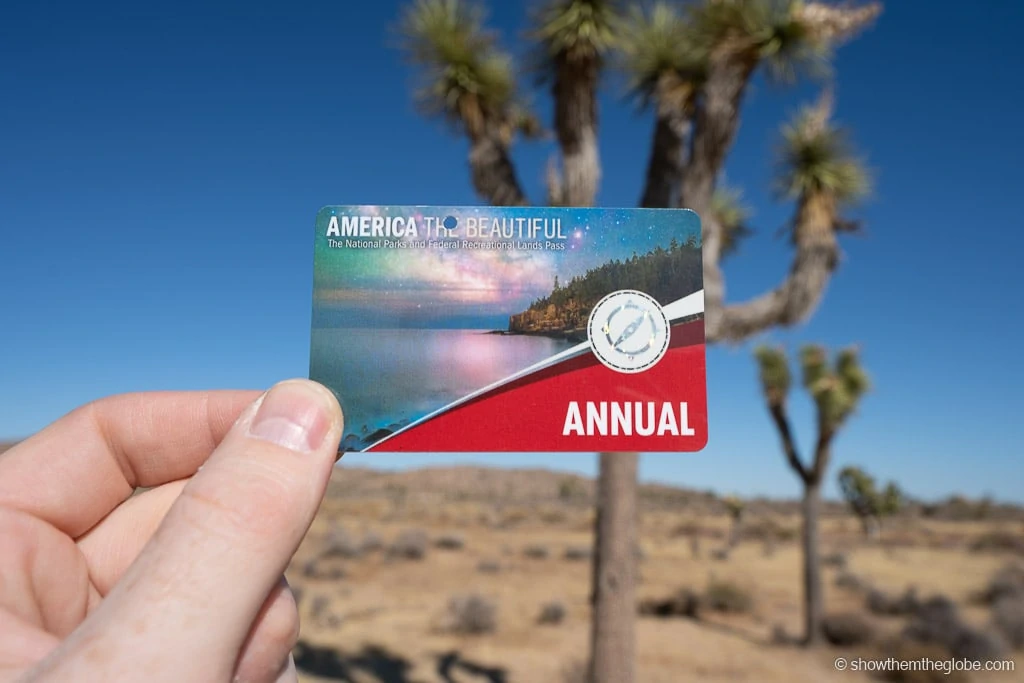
(468, 132), (529, 207)
(553, 60), (600, 207)
(589, 452), (637, 683)
(801, 479), (824, 645)
(640, 111), (687, 208)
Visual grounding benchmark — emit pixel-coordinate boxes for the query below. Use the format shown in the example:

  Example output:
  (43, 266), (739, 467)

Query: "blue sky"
(2, 1), (1021, 503)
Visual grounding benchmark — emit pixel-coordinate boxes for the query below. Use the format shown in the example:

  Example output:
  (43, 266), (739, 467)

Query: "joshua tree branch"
(768, 403), (811, 485)
(705, 243), (837, 342)
(467, 129), (530, 206)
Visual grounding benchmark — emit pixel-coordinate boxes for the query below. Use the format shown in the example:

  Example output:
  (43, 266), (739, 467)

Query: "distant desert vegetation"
(289, 466), (1024, 683)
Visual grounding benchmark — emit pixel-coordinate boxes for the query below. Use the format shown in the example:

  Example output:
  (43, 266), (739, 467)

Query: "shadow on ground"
(436, 650), (508, 683)
(294, 642), (507, 683)
(294, 641), (416, 683)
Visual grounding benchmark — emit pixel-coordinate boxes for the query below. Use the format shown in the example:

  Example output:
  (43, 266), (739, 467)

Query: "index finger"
(0, 390), (260, 538)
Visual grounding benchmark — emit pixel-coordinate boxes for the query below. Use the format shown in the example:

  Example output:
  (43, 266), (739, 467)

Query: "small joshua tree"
(723, 495), (746, 547)
(838, 466), (903, 539)
(755, 344), (870, 645)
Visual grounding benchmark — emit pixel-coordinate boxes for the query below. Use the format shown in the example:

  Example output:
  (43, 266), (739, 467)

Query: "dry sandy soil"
(287, 466), (1024, 683)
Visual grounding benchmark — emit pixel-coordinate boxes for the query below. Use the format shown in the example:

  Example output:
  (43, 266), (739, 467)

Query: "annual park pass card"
(309, 206), (707, 453)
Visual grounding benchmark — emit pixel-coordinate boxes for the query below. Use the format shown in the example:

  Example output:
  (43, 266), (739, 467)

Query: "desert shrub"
(540, 507), (568, 524)
(970, 530), (1024, 555)
(866, 587), (920, 616)
(710, 547), (730, 562)
(537, 601), (567, 625)
(523, 544), (550, 559)
(742, 518), (798, 543)
(835, 571), (871, 592)
(978, 561), (1024, 604)
(821, 552), (848, 569)
(476, 559), (501, 574)
(949, 627), (1008, 662)
(360, 530), (383, 553)
(822, 612), (876, 647)
(322, 527), (362, 559)
(993, 595), (1024, 648)
(704, 579), (754, 614)
(388, 529), (428, 560)
(442, 593), (497, 635)
(564, 545), (592, 561)
(301, 558), (346, 581)
(434, 533), (466, 550)
(876, 640), (970, 683)
(638, 589), (700, 619)
(904, 595), (1009, 661)
(308, 594), (342, 629)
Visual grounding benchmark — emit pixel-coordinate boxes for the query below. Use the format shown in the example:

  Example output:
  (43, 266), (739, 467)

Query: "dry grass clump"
(822, 612), (876, 647)
(360, 530), (384, 553)
(638, 589), (700, 619)
(388, 529), (429, 560)
(537, 601), (567, 625)
(903, 594), (1008, 661)
(835, 570), (871, 592)
(523, 544), (551, 560)
(704, 578), (754, 614)
(866, 586), (920, 616)
(434, 532), (466, 550)
(820, 552), (848, 569)
(322, 527), (362, 559)
(992, 594), (1024, 648)
(476, 559), (501, 574)
(441, 593), (498, 635)
(977, 561), (1024, 604)
(563, 545), (592, 561)
(970, 530), (1024, 555)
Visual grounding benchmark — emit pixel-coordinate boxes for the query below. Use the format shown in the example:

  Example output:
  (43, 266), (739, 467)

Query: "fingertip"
(245, 380), (343, 455)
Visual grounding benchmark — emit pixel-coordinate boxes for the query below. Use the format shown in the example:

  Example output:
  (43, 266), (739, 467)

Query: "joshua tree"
(838, 466), (903, 539)
(754, 344), (870, 645)
(723, 495), (746, 547)
(397, 0), (879, 676)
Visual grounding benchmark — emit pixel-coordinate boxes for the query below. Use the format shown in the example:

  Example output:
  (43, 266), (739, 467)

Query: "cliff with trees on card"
(507, 237), (702, 339)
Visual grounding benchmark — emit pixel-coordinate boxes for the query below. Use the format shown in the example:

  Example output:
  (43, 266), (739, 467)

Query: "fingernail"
(249, 381), (332, 453)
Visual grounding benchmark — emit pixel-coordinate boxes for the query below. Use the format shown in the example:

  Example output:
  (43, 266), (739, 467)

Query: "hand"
(0, 379), (344, 682)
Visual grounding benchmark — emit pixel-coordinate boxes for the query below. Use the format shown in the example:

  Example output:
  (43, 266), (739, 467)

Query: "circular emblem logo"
(587, 290), (671, 374)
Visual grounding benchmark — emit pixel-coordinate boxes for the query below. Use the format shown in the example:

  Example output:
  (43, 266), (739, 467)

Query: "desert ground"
(287, 466), (1024, 683)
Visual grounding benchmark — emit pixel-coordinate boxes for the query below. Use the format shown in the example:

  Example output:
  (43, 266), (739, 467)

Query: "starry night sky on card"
(312, 206), (700, 329)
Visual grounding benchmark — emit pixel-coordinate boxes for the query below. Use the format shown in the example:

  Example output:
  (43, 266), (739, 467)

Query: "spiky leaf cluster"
(532, 0), (621, 67)
(399, 0), (523, 135)
(754, 346), (791, 406)
(776, 103), (870, 203)
(688, 0), (830, 83)
(800, 344), (869, 430)
(616, 3), (703, 108)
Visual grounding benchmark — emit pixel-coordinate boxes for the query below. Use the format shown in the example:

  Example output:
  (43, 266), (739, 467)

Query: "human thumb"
(35, 379), (343, 682)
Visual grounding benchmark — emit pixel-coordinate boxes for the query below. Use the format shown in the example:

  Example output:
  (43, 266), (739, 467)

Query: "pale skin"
(0, 379), (344, 682)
